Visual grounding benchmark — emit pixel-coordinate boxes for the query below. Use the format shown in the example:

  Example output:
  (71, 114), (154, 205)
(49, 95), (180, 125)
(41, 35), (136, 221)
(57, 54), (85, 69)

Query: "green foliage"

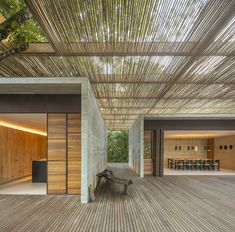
(0, 0), (46, 46)
(144, 143), (152, 159)
(108, 130), (128, 163)
(8, 18), (46, 46)
(0, 0), (24, 18)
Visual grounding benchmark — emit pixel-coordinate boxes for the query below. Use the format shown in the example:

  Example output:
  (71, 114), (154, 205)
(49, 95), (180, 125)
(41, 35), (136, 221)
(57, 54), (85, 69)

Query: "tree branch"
(0, 8), (32, 42)
(0, 43), (28, 61)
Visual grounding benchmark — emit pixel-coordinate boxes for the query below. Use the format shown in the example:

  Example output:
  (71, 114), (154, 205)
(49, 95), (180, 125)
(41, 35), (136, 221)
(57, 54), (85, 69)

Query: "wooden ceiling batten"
(1, 0), (235, 130)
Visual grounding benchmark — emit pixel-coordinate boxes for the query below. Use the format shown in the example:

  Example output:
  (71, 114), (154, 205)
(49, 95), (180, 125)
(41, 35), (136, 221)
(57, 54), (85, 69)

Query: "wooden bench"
(96, 169), (133, 194)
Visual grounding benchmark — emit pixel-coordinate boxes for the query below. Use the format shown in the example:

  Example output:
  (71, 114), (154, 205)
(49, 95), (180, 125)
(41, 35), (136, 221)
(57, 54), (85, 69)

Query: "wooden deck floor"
(0, 164), (235, 232)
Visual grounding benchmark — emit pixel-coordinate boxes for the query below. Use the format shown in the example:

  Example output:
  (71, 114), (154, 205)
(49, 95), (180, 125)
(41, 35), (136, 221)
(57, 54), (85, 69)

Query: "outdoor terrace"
(0, 164), (235, 232)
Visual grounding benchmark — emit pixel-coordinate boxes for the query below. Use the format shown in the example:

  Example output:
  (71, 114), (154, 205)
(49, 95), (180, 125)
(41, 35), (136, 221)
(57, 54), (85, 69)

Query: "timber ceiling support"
(19, 49), (235, 57)
(91, 81), (235, 85)
(25, 0), (59, 54)
(96, 97), (235, 100)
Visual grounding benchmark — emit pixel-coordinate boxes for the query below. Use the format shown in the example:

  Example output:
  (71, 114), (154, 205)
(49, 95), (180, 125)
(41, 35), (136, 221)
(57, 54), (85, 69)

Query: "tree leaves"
(108, 130), (128, 162)
(0, 0), (46, 46)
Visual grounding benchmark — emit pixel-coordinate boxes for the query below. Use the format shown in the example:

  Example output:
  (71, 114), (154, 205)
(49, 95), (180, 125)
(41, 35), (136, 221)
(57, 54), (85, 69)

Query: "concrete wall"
(164, 139), (207, 167)
(81, 78), (107, 203)
(214, 135), (235, 170)
(129, 116), (144, 177)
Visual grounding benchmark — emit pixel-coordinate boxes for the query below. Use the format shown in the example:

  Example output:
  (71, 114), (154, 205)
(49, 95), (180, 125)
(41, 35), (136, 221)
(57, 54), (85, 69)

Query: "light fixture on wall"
(0, 121), (47, 136)
(195, 146), (198, 151)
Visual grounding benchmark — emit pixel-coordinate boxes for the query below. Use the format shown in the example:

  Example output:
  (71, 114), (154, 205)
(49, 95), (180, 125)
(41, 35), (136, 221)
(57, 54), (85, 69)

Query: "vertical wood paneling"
(153, 130), (164, 177)
(67, 114), (81, 195)
(0, 126), (46, 183)
(144, 131), (153, 175)
(207, 138), (215, 159)
(47, 114), (67, 194)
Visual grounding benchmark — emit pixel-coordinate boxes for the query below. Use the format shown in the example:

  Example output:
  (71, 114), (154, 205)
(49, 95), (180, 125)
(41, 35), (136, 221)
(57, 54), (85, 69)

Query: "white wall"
(164, 138), (207, 167)
(129, 116), (144, 177)
(81, 78), (107, 203)
(214, 135), (235, 170)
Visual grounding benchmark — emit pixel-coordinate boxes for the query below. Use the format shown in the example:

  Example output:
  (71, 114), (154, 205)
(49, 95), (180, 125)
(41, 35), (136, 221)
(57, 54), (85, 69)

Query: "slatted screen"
(67, 114), (81, 194)
(47, 114), (67, 194)
(47, 113), (81, 195)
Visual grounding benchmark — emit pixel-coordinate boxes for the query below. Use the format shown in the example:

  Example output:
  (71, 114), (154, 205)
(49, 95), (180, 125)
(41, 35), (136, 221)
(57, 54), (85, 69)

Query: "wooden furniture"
(185, 160), (194, 170)
(194, 160), (202, 170)
(175, 160), (184, 170)
(96, 169), (133, 194)
(168, 159), (220, 171)
(211, 160), (220, 171)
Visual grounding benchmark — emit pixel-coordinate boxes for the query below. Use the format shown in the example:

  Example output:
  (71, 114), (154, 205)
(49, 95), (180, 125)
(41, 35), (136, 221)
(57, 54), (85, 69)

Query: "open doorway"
(107, 130), (128, 163)
(164, 130), (235, 175)
(0, 114), (47, 194)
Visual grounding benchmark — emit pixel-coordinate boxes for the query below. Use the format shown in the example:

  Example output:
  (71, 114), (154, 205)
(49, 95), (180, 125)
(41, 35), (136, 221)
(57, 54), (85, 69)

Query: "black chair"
(194, 160), (202, 170)
(168, 159), (174, 169)
(185, 160), (193, 170)
(175, 160), (184, 170)
(204, 160), (211, 170)
(212, 160), (220, 171)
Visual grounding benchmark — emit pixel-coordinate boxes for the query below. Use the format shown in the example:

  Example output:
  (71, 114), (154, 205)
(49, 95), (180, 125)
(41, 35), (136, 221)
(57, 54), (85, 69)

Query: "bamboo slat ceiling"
(1, 0), (235, 130)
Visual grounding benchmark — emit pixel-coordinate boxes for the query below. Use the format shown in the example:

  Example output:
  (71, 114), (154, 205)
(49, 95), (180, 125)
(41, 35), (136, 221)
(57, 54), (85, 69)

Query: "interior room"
(0, 114), (47, 194)
(164, 130), (235, 175)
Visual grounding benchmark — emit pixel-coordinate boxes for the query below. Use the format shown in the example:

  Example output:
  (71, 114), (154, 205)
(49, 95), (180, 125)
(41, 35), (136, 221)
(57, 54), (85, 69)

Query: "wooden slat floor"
(0, 163), (235, 232)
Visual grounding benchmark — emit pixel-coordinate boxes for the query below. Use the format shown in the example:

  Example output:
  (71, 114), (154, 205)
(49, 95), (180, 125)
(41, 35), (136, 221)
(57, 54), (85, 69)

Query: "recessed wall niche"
(219, 145), (233, 150)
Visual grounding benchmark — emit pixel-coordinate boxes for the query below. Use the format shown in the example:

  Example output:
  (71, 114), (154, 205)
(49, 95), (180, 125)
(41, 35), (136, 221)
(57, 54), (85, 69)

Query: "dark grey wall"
(144, 119), (235, 130)
(0, 94), (81, 113)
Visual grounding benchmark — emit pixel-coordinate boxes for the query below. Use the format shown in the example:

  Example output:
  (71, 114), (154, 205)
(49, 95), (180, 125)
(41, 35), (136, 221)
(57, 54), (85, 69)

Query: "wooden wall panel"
(67, 114), (81, 195)
(207, 138), (215, 159)
(47, 114), (66, 194)
(144, 159), (153, 175)
(0, 126), (46, 183)
(214, 135), (235, 170)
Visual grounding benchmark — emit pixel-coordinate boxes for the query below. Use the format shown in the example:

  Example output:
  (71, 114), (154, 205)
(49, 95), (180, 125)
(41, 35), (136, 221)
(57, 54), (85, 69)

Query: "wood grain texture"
(207, 138), (215, 159)
(47, 114), (66, 194)
(144, 159), (153, 175)
(0, 126), (46, 183)
(0, 164), (235, 231)
(214, 135), (235, 170)
(67, 114), (81, 195)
